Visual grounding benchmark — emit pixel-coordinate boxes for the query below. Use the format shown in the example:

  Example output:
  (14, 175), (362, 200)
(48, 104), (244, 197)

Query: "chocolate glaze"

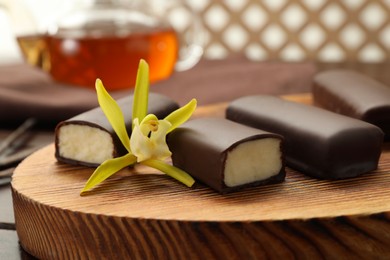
(226, 95), (384, 180)
(55, 93), (179, 167)
(313, 70), (390, 140)
(167, 118), (285, 193)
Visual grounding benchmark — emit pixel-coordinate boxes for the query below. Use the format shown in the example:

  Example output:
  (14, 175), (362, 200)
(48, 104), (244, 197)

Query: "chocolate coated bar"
(313, 70), (390, 140)
(226, 95), (384, 179)
(55, 93), (179, 167)
(167, 118), (285, 193)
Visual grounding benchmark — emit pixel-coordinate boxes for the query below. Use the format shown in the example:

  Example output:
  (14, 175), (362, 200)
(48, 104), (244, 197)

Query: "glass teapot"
(15, 0), (204, 90)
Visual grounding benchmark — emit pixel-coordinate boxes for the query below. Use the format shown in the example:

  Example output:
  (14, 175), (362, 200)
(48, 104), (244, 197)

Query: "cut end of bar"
(224, 138), (283, 187)
(57, 124), (115, 165)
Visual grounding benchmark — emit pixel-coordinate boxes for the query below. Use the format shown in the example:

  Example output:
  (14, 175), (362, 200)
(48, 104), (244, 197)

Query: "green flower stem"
(165, 99), (197, 133)
(141, 159), (195, 187)
(132, 59), (149, 127)
(96, 79), (131, 152)
(81, 153), (137, 194)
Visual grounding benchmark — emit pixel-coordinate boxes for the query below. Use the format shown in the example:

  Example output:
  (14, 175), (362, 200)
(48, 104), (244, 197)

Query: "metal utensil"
(0, 118), (37, 185)
(0, 118), (36, 155)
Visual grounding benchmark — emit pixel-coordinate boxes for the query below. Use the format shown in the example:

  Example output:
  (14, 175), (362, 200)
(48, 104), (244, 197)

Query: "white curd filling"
(58, 125), (114, 164)
(224, 138), (282, 187)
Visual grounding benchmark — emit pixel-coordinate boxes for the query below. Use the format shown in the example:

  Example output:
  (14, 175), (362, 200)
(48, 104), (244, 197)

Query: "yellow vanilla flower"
(130, 115), (172, 162)
(81, 60), (196, 194)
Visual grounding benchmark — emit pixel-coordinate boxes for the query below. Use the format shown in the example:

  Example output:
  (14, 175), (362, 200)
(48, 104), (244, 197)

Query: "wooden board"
(12, 94), (390, 259)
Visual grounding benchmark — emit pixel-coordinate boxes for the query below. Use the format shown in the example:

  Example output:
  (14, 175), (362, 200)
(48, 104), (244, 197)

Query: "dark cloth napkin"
(0, 57), (316, 127)
(152, 57), (316, 105)
(0, 64), (131, 127)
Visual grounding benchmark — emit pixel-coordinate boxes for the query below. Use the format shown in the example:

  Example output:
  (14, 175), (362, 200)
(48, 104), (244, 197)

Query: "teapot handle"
(174, 7), (204, 71)
(148, 0), (204, 71)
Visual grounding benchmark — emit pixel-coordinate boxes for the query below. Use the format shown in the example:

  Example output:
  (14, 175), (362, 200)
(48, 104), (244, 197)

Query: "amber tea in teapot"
(54, 26), (178, 89)
(18, 24), (178, 90)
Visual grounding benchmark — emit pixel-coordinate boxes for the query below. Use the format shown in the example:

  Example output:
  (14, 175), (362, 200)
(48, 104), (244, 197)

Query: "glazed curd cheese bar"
(226, 95), (384, 180)
(167, 118), (285, 193)
(55, 93), (179, 167)
(313, 70), (390, 140)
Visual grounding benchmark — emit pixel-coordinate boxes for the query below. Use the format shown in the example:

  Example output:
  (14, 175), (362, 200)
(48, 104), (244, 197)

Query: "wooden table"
(9, 93), (390, 259)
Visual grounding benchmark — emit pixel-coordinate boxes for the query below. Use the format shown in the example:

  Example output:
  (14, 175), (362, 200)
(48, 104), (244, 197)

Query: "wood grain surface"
(12, 94), (390, 259)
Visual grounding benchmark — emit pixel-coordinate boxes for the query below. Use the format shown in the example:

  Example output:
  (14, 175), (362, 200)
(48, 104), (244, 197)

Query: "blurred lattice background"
(171, 0), (390, 62)
(1, 0), (390, 63)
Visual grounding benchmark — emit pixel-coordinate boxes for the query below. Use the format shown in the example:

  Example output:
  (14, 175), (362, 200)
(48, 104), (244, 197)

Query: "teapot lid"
(47, 1), (163, 38)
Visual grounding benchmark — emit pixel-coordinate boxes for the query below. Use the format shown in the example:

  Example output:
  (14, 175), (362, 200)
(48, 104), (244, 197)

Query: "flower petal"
(141, 159), (195, 187)
(140, 114), (159, 136)
(132, 59), (149, 127)
(131, 117), (173, 162)
(150, 119), (171, 142)
(80, 153), (137, 194)
(130, 118), (154, 162)
(149, 119), (172, 160)
(165, 98), (197, 133)
(96, 79), (131, 152)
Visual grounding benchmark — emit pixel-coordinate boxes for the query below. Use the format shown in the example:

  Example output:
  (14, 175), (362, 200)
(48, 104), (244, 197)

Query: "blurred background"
(1, 0), (389, 65)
